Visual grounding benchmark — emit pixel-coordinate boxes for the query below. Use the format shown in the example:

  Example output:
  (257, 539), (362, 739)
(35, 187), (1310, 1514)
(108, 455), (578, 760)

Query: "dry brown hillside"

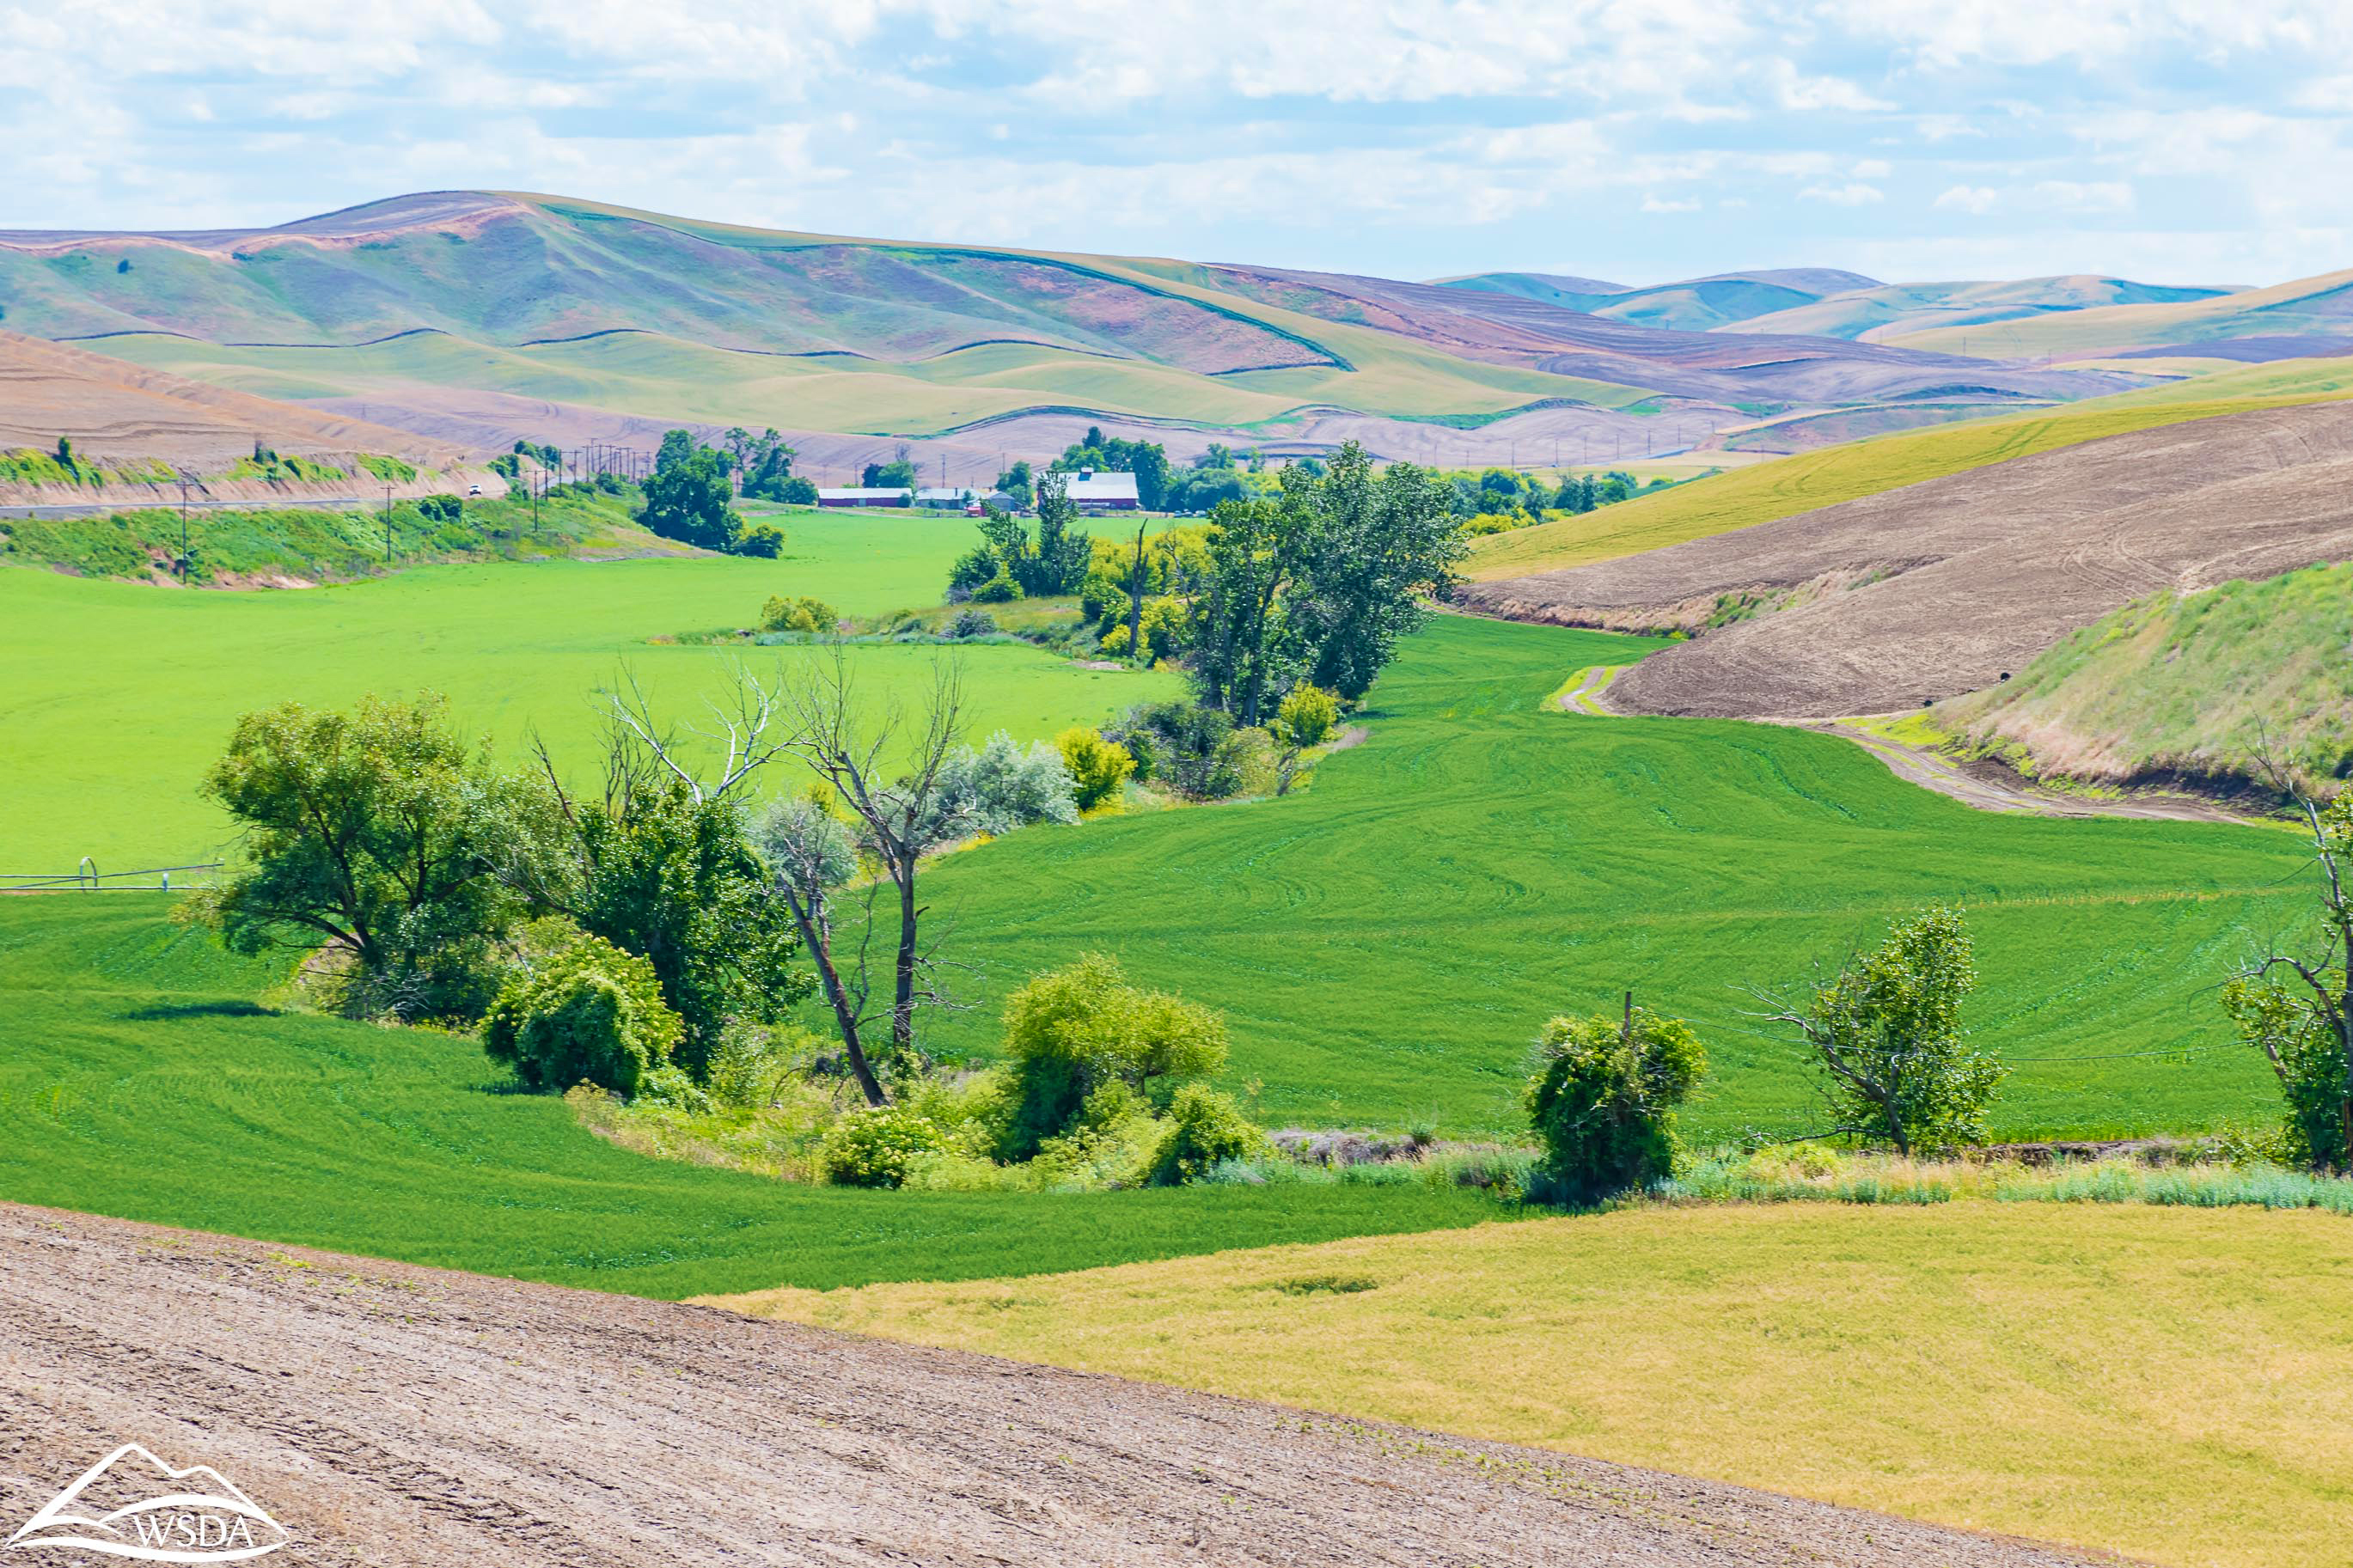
(0, 330), (447, 467)
(1459, 400), (2353, 717)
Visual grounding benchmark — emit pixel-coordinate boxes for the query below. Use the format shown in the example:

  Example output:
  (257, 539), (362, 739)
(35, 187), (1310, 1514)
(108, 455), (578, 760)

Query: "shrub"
(1056, 727), (1135, 810)
(998, 954), (1227, 1159)
(1149, 1085), (1268, 1186)
(736, 522), (785, 558)
(2223, 975), (2351, 1169)
(418, 494), (464, 525)
(948, 607), (997, 639)
(758, 594), (839, 634)
(1274, 684), (1339, 748)
(1525, 1004), (1706, 1201)
(777, 476), (818, 505)
(482, 918), (688, 1097)
(928, 732), (1079, 839)
(1098, 623), (1134, 657)
(1138, 597), (1186, 662)
(820, 1105), (948, 1188)
(971, 570), (1023, 603)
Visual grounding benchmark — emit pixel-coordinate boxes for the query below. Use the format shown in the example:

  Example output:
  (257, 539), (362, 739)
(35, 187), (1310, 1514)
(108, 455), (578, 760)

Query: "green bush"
(355, 454), (417, 484)
(1525, 1004), (1707, 1202)
(820, 1105), (949, 1188)
(997, 953), (1227, 1160)
(971, 570), (1023, 604)
(1148, 1084), (1267, 1186)
(736, 522), (785, 558)
(1275, 684), (1339, 747)
(482, 918), (687, 1097)
(1055, 727), (1134, 810)
(758, 594), (838, 634)
(418, 494), (464, 525)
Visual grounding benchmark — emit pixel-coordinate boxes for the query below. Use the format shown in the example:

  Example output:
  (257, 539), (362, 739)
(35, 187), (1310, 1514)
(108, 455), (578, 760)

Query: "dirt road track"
(0, 1204), (2101, 1566)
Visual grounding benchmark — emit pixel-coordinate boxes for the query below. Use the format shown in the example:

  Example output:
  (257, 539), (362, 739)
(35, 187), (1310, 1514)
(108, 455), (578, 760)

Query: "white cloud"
(1934, 184), (2001, 213)
(1801, 182), (1885, 205)
(2031, 180), (2135, 213)
(1641, 195), (1701, 213)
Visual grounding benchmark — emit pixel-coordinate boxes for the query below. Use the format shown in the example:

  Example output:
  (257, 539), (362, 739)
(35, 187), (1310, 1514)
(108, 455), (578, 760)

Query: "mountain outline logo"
(4, 1443), (291, 1563)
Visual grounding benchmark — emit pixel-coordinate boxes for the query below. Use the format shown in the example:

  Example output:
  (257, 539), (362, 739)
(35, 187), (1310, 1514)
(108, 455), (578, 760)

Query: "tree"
(1753, 906), (2000, 1156)
(182, 693), (515, 1021)
(862, 458), (917, 488)
(1289, 443), (1466, 701)
(1186, 479), (1311, 724)
(995, 460), (1034, 508)
(1053, 428), (1171, 510)
(1028, 472), (1091, 595)
(779, 648), (976, 1080)
(997, 953), (1228, 1160)
(751, 793), (889, 1106)
(737, 429), (803, 502)
(639, 430), (743, 552)
(488, 668), (810, 1077)
(2222, 769), (2353, 1168)
(1525, 998), (1706, 1200)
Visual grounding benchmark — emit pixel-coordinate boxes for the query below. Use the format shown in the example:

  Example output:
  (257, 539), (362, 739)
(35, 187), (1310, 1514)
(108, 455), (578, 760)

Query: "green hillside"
(1938, 561), (2353, 796)
(0, 894), (1494, 1297)
(0, 513), (1176, 870)
(908, 614), (2298, 1140)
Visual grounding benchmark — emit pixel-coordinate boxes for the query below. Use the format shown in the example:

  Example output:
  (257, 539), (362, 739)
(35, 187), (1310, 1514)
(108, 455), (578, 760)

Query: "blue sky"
(3, 0), (2347, 287)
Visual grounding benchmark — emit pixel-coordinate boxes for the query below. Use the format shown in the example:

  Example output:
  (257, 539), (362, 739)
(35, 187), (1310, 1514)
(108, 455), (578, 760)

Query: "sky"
(3, 0), (2349, 288)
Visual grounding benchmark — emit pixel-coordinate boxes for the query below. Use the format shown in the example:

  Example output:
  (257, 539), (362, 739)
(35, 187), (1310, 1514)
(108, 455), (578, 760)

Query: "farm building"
(914, 487), (980, 509)
(1054, 470), (1140, 510)
(816, 487), (913, 509)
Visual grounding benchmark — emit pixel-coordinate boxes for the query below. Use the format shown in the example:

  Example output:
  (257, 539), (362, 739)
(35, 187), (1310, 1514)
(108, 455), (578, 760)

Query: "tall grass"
(1663, 1145), (2353, 1213)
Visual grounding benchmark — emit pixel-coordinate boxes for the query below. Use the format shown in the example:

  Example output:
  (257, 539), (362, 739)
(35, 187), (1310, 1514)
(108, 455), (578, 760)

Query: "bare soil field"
(0, 1203), (2097, 1567)
(1461, 400), (2353, 717)
(0, 332), (451, 470)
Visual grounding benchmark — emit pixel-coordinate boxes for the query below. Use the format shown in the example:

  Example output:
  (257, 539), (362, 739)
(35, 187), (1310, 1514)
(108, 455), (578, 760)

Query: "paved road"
(0, 496), (382, 519)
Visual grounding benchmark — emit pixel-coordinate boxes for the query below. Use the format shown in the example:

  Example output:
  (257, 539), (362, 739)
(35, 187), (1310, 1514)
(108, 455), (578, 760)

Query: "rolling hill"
(1439, 267), (1884, 331)
(1726, 276), (2241, 344)
(1459, 400), (2353, 719)
(1885, 268), (2353, 360)
(0, 192), (2150, 472)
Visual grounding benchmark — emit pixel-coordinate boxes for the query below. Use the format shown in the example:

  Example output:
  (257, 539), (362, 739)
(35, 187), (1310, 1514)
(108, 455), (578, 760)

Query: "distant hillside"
(1439, 268), (1881, 331)
(1937, 562), (2353, 799)
(1885, 268), (2353, 359)
(1726, 276), (2240, 344)
(0, 193), (2144, 470)
(0, 329), (454, 466)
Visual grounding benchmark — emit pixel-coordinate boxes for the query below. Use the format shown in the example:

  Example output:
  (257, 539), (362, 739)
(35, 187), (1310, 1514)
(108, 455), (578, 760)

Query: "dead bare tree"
(778, 644), (974, 1078)
(2231, 750), (2353, 1162)
(597, 661), (785, 803)
(753, 795), (889, 1106)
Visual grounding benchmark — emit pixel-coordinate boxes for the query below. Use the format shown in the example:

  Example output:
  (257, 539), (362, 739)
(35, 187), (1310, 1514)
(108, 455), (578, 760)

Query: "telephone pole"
(176, 476), (191, 582)
(383, 484), (394, 563)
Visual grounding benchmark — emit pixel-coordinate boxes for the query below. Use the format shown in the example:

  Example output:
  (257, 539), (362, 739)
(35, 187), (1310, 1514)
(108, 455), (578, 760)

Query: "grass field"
(0, 510), (1177, 870)
(908, 613), (2301, 1140)
(0, 894), (1499, 1296)
(1465, 385), (2353, 579)
(1939, 559), (2353, 794)
(718, 1201), (2353, 1568)
(1886, 268), (2353, 357)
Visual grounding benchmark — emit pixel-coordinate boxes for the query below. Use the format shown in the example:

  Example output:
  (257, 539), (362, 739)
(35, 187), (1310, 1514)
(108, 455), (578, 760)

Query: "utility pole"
(176, 476), (190, 582)
(383, 484), (394, 563)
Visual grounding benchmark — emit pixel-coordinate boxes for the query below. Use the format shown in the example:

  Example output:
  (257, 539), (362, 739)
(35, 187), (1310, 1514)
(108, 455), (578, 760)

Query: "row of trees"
(639, 430), (791, 555)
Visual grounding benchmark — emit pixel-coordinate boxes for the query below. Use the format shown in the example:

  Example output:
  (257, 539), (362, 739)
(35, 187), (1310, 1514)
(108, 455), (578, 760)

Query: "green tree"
(1757, 906), (2001, 1156)
(998, 953), (1228, 1160)
(1525, 1000), (1707, 1201)
(994, 460), (1034, 508)
(1187, 480), (1311, 724)
(498, 738), (810, 1081)
(1028, 472), (1091, 595)
(482, 918), (688, 1099)
(737, 429), (803, 502)
(183, 693), (515, 1021)
(1291, 443), (1467, 701)
(2223, 782), (2353, 1168)
(1147, 1083), (1267, 1185)
(862, 458), (917, 487)
(639, 430), (743, 552)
